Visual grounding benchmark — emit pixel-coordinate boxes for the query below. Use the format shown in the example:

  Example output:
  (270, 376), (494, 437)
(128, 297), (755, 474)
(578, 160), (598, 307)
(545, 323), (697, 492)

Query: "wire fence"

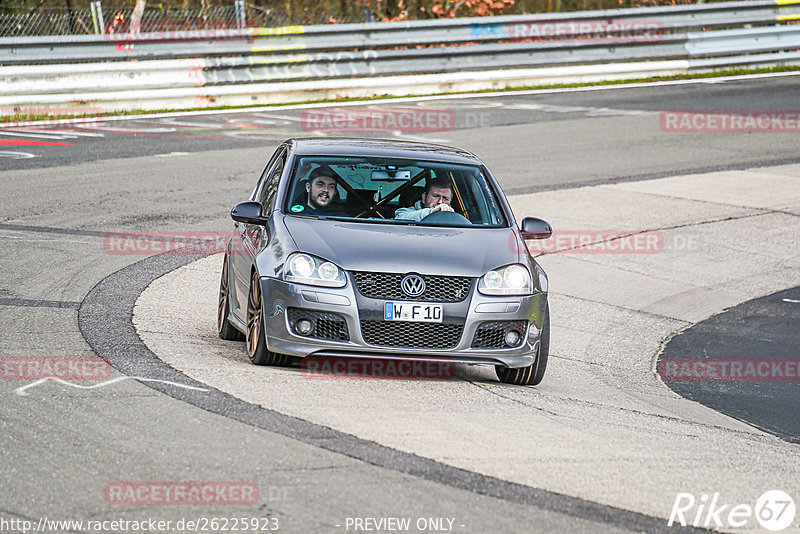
(0, 3), (361, 36)
(0, 1), (742, 37)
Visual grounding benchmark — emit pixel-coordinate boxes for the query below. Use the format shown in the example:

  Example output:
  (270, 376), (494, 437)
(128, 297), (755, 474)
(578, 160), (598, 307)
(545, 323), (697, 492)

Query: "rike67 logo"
(669, 490), (796, 531)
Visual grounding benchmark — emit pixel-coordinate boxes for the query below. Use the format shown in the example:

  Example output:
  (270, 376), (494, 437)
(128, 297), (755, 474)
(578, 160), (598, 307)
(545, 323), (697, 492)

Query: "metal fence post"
(90, 2), (99, 34)
(235, 0), (246, 29)
(90, 1), (105, 35)
(96, 2), (105, 35)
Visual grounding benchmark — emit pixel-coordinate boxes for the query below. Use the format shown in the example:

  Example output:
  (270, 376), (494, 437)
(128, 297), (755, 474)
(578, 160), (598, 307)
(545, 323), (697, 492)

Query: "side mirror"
(520, 217), (552, 240)
(231, 201), (268, 225)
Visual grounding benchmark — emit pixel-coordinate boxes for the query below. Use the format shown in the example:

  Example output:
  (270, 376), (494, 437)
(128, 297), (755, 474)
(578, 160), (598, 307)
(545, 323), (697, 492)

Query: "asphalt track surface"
(4, 73), (800, 188)
(1, 73), (799, 533)
(660, 286), (800, 445)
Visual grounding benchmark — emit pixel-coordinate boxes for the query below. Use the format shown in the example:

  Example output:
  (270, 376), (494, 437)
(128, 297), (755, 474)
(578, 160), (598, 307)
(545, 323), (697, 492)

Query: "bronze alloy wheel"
(218, 254), (243, 341)
(245, 271), (290, 366)
(246, 271), (262, 359)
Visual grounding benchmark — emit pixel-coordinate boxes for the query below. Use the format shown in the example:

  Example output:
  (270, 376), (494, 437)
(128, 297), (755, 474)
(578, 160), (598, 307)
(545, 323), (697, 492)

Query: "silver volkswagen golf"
(218, 138), (553, 385)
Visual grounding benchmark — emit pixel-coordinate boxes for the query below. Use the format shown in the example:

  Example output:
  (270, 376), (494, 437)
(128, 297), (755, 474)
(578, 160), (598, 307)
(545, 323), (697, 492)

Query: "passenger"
(290, 166), (347, 217)
(394, 178), (454, 222)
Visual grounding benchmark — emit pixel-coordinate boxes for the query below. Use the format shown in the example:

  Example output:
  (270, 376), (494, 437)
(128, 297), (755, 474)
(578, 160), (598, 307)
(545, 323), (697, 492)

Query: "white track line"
(39, 128), (105, 137)
(14, 376), (209, 396)
(95, 126), (177, 133)
(0, 151), (35, 159)
(153, 152), (190, 158)
(158, 118), (225, 128)
(0, 130), (75, 139)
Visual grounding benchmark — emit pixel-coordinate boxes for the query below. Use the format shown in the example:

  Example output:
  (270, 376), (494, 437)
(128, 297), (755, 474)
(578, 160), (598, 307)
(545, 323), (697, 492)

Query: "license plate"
(384, 302), (443, 323)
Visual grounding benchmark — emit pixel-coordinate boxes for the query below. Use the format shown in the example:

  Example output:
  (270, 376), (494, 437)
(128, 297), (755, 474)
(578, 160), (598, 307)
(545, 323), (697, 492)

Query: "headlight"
(478, 264), (533, 295)
(284, 253), (346, 288)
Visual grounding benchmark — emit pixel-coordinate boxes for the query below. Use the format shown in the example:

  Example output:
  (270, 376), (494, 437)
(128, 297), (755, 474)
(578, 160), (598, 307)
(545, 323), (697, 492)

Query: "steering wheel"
(419, 209), (472, 227)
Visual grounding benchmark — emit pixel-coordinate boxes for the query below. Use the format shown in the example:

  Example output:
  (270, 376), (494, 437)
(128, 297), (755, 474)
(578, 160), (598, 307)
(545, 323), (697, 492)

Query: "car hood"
(282, 216), (519, 276)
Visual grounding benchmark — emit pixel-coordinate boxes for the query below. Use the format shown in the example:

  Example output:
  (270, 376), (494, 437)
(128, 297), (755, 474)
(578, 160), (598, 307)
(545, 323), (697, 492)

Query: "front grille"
(471, 320), (528, 349)
(352, 271), (471, 302)
(287, 308), (349, 342)
(360, 320), (463, 349)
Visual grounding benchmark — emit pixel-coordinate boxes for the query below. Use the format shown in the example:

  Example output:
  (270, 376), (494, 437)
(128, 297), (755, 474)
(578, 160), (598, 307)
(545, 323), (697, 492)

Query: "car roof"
(286, 137), (483, 165)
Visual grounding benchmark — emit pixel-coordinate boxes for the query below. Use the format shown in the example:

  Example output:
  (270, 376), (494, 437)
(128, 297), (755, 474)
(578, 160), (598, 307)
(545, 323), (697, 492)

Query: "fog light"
(296, 319), (313, 335)
(504, 330), (521, 347)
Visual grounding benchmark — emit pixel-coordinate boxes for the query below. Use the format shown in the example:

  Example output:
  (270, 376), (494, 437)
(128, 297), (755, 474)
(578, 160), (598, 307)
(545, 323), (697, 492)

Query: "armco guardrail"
(1, 0), (800, 113)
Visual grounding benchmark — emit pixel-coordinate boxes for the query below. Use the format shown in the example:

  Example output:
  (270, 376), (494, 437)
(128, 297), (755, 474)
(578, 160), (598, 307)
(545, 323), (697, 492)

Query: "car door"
(229, 147), (287, 322)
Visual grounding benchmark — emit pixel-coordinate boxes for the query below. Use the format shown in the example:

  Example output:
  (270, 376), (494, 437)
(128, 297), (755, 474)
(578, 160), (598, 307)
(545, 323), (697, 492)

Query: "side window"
(259, 153), (285, 216)
(253, 146), (288, 198)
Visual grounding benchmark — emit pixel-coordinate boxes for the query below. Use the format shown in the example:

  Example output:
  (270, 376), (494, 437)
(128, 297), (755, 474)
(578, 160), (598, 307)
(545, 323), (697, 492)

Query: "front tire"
(496, 304), (550, 386)
(246, 271), (290, 366)
(218, 254), (244, 341)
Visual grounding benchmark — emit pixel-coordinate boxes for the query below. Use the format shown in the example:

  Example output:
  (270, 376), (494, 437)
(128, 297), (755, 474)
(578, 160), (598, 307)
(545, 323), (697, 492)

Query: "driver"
(292, 165), (347, 216)
(394, 178), (454, 222)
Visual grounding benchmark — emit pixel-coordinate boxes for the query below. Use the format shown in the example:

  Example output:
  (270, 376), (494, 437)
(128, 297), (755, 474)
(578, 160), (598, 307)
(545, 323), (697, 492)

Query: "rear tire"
(246, 271), (290, 366)
(218, 254), (244, 341)
(496, 304), (549, 386)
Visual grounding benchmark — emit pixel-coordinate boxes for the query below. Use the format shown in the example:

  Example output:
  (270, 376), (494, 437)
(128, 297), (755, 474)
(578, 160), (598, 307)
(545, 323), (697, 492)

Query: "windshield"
(284, 156), (507, 227)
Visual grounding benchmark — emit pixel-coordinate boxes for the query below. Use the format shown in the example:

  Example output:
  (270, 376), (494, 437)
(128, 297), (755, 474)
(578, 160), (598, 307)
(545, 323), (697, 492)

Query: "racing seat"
(344, 189), (377, 217)
(397, 186), (425, 214)
(288, 180), (306, 208)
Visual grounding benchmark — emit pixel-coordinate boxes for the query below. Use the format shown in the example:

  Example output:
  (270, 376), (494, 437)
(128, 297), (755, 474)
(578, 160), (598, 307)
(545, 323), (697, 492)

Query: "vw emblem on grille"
(401, 274), (425, 297)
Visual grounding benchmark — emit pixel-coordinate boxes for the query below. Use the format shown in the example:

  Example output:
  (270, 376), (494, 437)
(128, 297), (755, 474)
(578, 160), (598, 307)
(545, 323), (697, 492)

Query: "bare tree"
(130, 0), (147, 33)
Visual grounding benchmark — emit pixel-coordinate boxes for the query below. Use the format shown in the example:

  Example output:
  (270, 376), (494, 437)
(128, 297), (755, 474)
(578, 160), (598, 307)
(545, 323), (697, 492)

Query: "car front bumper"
(259, 275), (547, 368)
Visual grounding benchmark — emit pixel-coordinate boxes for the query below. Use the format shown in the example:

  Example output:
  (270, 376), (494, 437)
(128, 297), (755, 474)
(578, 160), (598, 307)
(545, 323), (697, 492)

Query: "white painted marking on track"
(41, 128), (105, 137)
(783, 298), (800, 303)
(0, 130), (75, 140)
(250, 118), (303, 128)
(585, 107), (651, 117)
(0, 151), (35, 159)
(415, 100), (505, 109)
(390, 131), (450, 143)
(223, 131), (285, 141)
(96, 126), (177, 133)
(502, 102), (652, 116)
(158, 118), (224, 128)
(250, 119), (282, 125)
(153, 152), (190, 158)
(0, 236), (97, 248)
(14, 376), (209, 396)
(252, 113), (305, 122)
